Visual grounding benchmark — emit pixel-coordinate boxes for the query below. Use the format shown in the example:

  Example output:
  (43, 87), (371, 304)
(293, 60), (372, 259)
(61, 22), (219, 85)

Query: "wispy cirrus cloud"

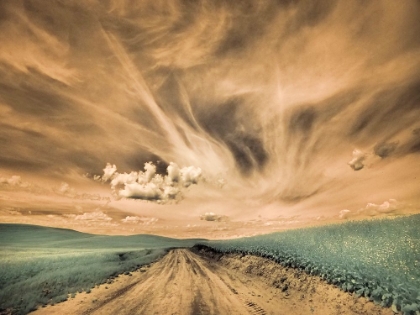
(0, 0), (419, 219)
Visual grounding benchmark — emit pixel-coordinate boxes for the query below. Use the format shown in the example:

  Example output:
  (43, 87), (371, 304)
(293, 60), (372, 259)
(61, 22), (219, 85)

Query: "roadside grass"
(202, 214), (420, 315)
(0, 224), (200, 314)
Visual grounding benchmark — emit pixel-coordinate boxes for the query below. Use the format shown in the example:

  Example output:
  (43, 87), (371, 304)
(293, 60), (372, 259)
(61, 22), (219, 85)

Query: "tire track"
(244, 300), (267, 315)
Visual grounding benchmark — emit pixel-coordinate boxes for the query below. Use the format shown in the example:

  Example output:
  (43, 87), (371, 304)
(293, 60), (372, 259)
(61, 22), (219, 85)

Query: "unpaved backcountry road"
(34, 249), (392, 315)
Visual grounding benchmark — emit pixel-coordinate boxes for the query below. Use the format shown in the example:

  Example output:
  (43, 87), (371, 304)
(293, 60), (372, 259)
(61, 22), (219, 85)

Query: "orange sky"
(1, 0), (419, 238)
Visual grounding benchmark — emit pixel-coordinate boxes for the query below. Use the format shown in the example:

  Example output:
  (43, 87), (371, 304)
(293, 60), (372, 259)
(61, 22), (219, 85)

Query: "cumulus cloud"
(200, 212), (228, 222)
(0, 175), (29, 187)
(339, 199), (401, 219)
(102, 163), (117, 182)
(348, 149), (366, 171)
(6, 175), (21, 186)
(53, 182), (108, 201)
(121, 216), (158, 224)
(144, 162), (156, 183)
(2, 207), (23, 216)
(162, 186), (180, 199)
(358, 199), (399, 216)
(166, 162), (180, 184)
(55, 182), (77, 197)
(180, 166), (202, 187)
(1, 0), (420, 210)
(97, 161), (203, 203)
(0, 175), (108, 201)
(74, 211), (112, 221)
(338, 209), (351, 219)
(119, 182), (162, 200)
(121, 216), (141, 223)
(111, 172), (138, 188)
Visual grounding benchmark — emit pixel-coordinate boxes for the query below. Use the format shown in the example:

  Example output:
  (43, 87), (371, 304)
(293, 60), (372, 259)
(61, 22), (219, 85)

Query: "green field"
(2, 215), (420, 315)
(0, 224), (201, 315)
(202, 214), (420, 314)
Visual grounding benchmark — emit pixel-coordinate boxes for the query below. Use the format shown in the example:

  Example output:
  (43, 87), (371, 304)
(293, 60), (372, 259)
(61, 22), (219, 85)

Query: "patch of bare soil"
(32, 248), (394, 315)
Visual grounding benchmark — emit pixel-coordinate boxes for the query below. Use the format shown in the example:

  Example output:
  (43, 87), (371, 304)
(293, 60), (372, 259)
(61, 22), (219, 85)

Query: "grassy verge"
(0, 224), (200, 314)
(201, 214), (420, 315)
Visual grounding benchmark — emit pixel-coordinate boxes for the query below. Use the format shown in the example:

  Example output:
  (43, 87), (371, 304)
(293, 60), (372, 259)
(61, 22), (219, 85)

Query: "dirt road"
(34, 248), (393, 315)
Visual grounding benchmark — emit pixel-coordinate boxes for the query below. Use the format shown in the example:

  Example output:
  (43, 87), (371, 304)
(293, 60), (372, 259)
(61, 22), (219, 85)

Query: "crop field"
(2, 216), (420, 315)
(203, 214), (420, 314)
(0, 224), (201, 315)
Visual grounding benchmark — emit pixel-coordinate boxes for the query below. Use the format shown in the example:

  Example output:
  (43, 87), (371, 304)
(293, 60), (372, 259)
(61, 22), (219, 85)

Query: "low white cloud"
(358, 199), (399, 216)
(339, 199), (400, 219)
(144, 162), (156, 183)
(6, 175), (21, 186)
(96, 161), (204, 203)
(166, 162), (180, 184)
(121, 216), (158, 224)
(348, 149), (366, 171)
(180, 166), (202, 187)
(3, 207), (22, 216)
(53, 182), (109, 201)
(0, 175), (108, 201)
(0, 175), (31, 188)
(163, 186), (180, 199)
(102, 163), (117, 182)
(74, 211), (112, 221)
(55, 182), (77, 197)
(200, 212), (228, 222)
(111, 172), (138, 188)
(119, 182), (162, 200)
(121, 216), (141, 223)
(339, 209), (351, 219)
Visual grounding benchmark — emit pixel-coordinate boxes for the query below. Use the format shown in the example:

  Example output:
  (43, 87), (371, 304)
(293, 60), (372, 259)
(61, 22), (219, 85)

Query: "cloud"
(144, 162), (156, 183)
(162, 186), (180, 199)
(1, 0), (420, 211)
(166, 162), (180, 184)
(111, 172), (138, 188)
(52, 182), (109, 201)
(339, 199), (401, 219)
(0, 175), (38, 193)
(74, 211), (112, 221)
(121, 216), (141, 223)
(54, 182), (76, 197)
(338, 209), (351, 219)
(348, 149), (366, 171)
(180, 166), (202, 187)
(121, 216), (158, 224)
(358, 199), (399, 217)
(98, 161), (203, 203)
(102, 163), (117, 182)
(200, 212), (228, 222)
(2, 207), (23, 216)
(0, 175), (101, 200)
(0, 175), (26, 187)
(374, 142), (398, 158)
(119, 182), (162, 200)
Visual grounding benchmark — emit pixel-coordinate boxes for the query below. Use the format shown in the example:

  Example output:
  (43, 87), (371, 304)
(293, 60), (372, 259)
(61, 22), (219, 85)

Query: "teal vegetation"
(202, 214), (420, 315)
(0, 224), (201, 315)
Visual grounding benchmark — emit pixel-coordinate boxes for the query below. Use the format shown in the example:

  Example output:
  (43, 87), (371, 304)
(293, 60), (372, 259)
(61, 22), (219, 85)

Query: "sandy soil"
(33, 248), (394, 315)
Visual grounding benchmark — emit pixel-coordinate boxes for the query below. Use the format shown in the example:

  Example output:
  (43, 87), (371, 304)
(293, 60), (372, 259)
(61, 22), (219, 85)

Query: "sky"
(0, 0), (419, 238)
